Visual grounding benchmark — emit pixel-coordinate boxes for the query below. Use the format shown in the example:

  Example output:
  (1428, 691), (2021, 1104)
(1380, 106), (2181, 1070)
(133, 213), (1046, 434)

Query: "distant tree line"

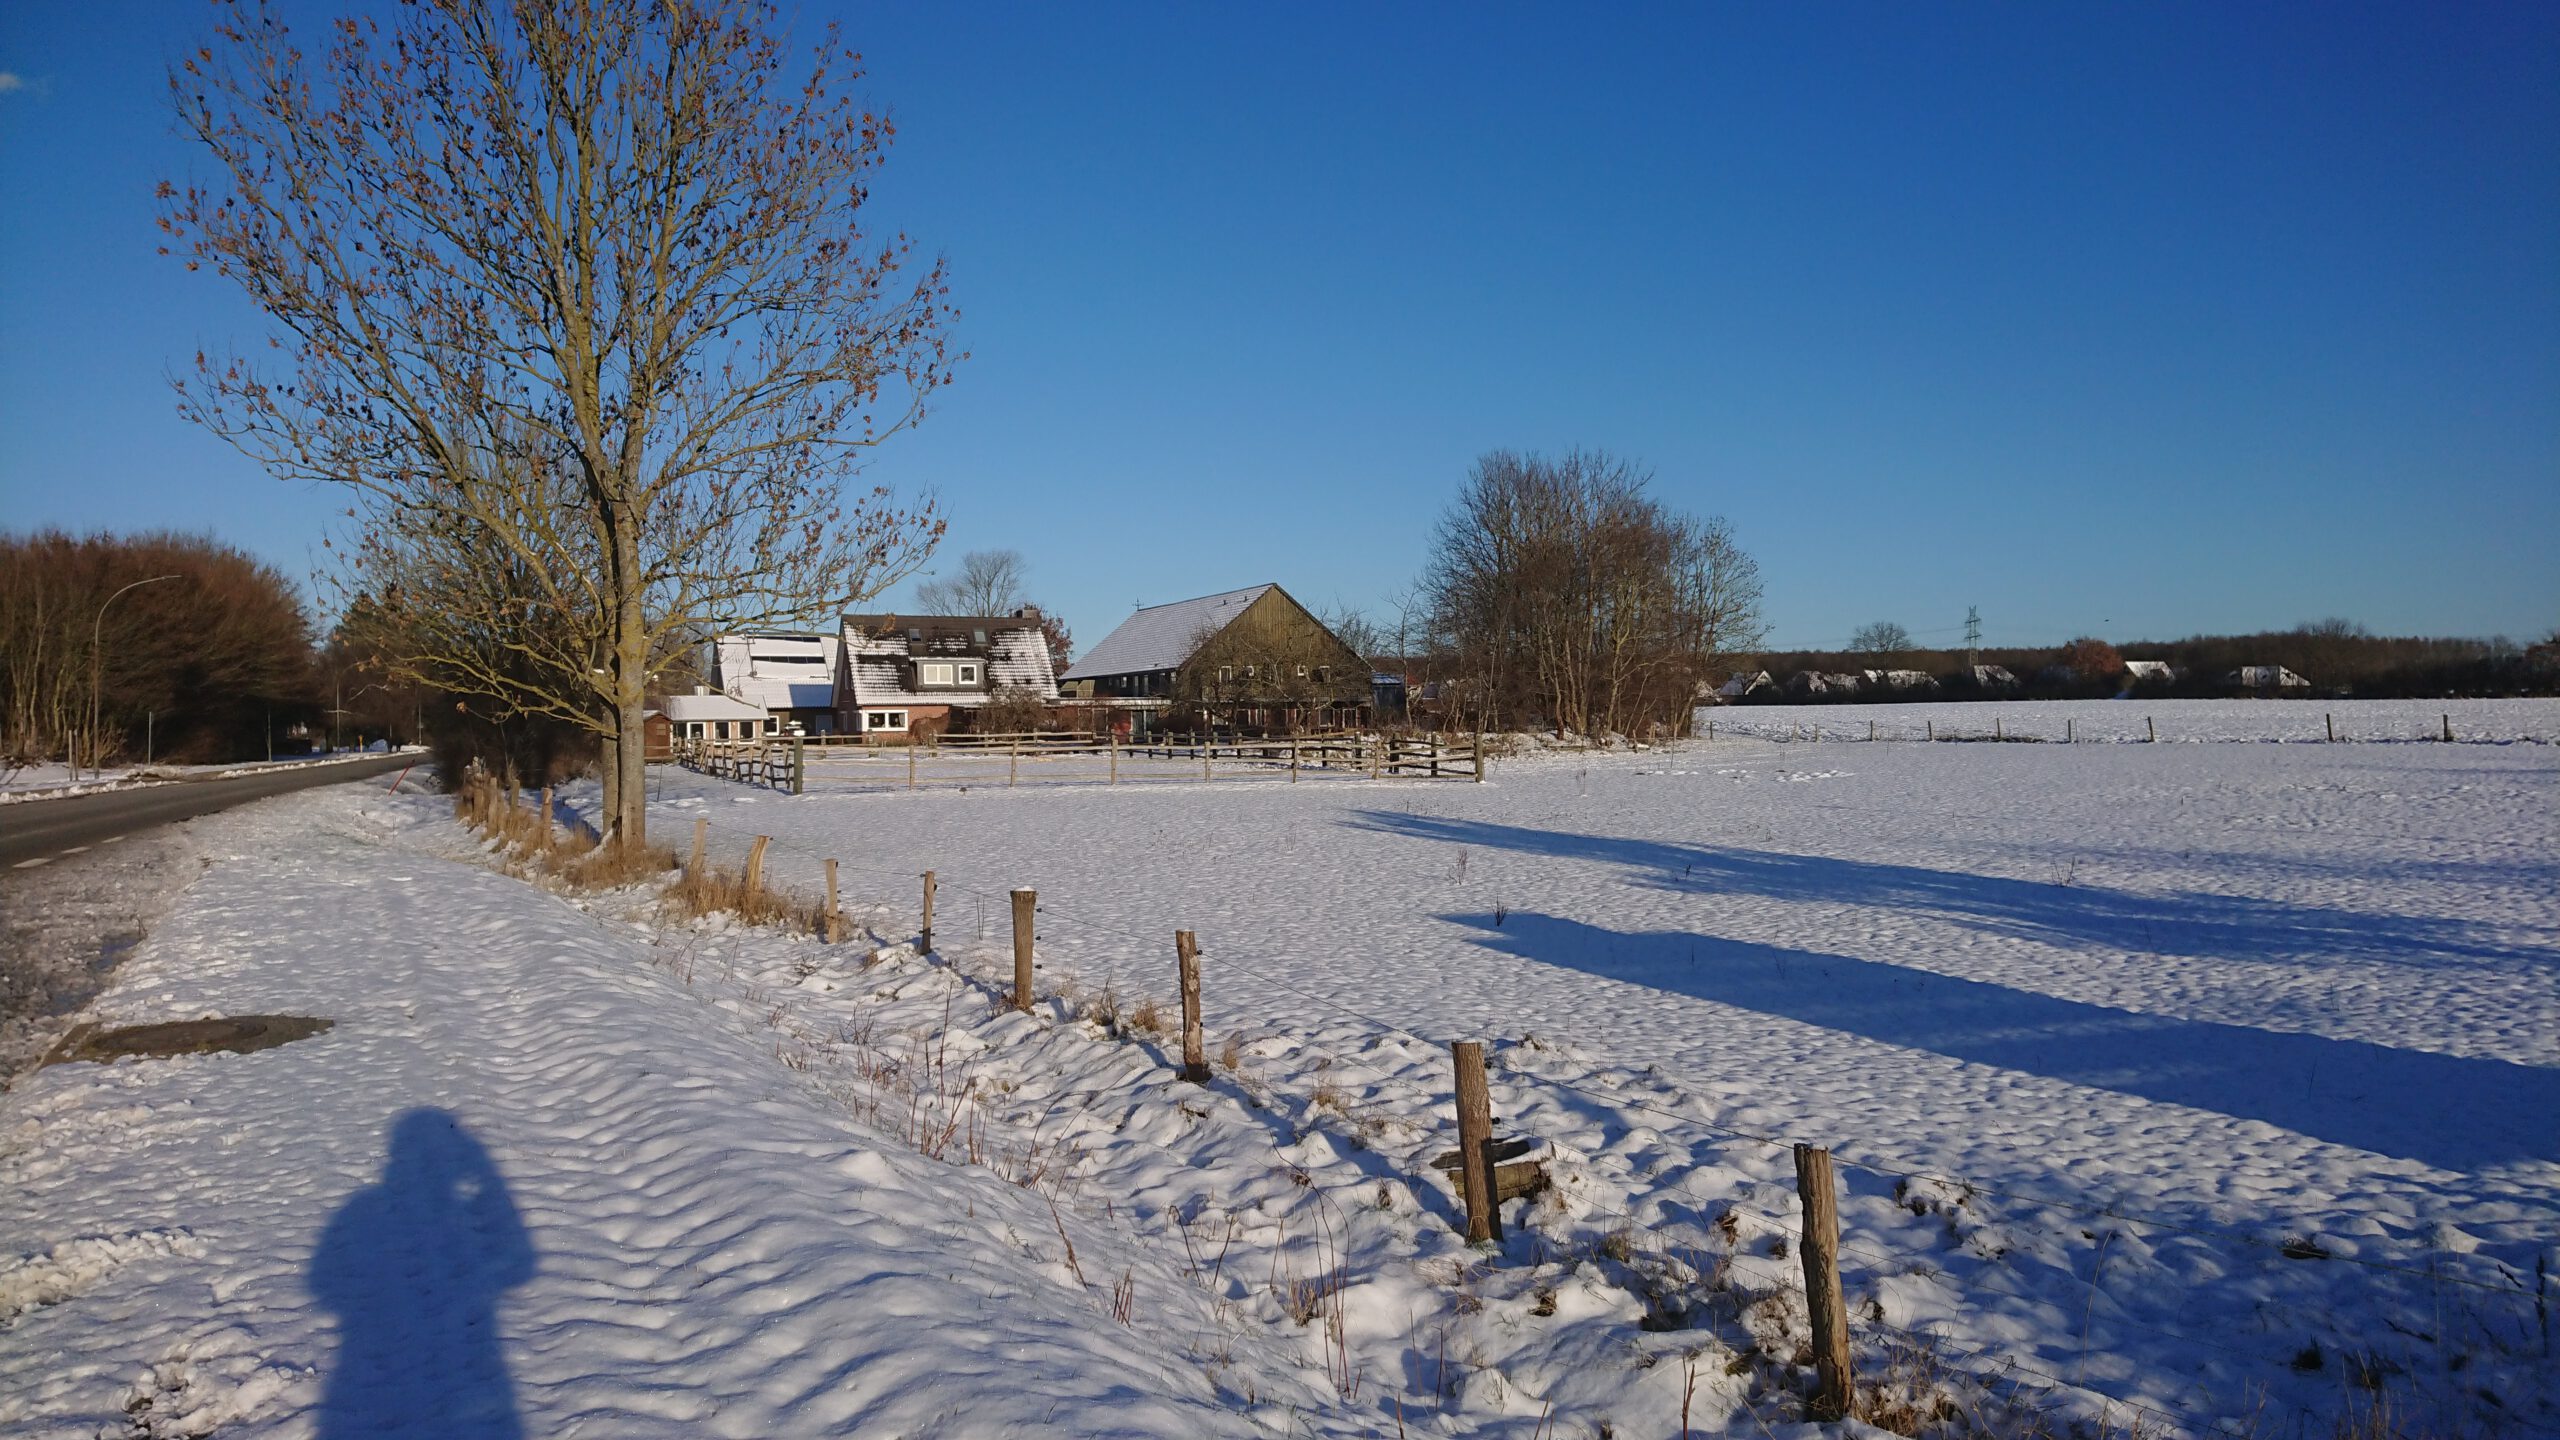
(1742, 616), (2557, 702)
(0, 530), (319, 768)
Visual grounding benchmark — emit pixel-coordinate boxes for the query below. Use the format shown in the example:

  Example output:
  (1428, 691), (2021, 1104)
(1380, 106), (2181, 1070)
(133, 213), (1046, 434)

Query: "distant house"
(658, 689), (770, 743)
(1787, 670), (1866, 696)
(838, 608), (1059, 740)
(2122, 660), (2175, 685)
(1717, 670), (1773, 701)
(1967, 664), (2019, 689)
(1865, 669), (1937, 692)
(1059, 584), (1370, 734)
(2227, 665), (2310, 691)
(710, 631), (843, 735)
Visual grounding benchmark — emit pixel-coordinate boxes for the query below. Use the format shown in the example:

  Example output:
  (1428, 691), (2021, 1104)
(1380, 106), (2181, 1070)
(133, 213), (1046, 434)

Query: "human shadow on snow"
(1440, 908), (2560, 1172)
(310, 1108), (534, 1439)
(1349, 811), (2552, 969)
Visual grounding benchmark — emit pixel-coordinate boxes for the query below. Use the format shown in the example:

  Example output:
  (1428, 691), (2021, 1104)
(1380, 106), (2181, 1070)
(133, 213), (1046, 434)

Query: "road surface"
(1, 754), (420, 871)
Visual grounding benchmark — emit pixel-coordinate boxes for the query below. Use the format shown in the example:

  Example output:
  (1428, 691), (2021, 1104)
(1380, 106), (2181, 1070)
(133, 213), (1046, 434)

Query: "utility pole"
(1964, 606), (1982, 670)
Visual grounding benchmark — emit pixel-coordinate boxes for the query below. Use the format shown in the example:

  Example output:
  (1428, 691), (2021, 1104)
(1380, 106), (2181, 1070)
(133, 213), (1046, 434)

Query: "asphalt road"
(1, 753), (421, 870)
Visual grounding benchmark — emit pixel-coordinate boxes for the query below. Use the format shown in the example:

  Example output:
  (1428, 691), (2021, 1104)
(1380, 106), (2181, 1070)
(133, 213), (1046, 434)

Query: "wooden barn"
(1058, 584), (1371, 735)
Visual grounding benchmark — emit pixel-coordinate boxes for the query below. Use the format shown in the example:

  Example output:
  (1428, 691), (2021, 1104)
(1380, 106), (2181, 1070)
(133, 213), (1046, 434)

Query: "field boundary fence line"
(1702, 708), (2558, 748)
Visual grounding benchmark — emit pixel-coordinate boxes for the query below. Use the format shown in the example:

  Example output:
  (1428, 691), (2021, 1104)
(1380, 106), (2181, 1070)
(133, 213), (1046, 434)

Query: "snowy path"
(0, 788), (1328, 1438)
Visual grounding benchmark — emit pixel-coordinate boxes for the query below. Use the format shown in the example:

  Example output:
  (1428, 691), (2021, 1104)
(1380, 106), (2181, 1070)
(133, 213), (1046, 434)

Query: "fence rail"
(674, 729), (1487, 792)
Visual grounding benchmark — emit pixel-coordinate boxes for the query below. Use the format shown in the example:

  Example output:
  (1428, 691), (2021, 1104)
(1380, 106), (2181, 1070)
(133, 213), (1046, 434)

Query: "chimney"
(1015, 604), (1042, 619)
(694, 684), (709, 695)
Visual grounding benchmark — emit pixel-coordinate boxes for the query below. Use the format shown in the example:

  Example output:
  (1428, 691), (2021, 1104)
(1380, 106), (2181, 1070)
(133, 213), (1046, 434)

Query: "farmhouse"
(2227, 665), (2310, 691)
(2123, 659), (2176, 684)
(1716, 670), (1773, 701)
(709, 631), (843, 735)
(838, 608), (1059, 741)
(1059, 584), (1370, 734)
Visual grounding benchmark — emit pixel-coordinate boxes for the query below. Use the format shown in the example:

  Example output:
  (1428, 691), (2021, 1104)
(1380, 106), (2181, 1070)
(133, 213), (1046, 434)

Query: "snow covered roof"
(840, 613), (1058, 709)
(2123, 660), (2175, 681)
(659, 691), (768, 723)
(712, 632), (841, 713)
(1060, 585), (1274, 681)
(2229, 665), (2309, 688)
(1718, 671), (1772, 698)
(1971, 664), (2018, 687)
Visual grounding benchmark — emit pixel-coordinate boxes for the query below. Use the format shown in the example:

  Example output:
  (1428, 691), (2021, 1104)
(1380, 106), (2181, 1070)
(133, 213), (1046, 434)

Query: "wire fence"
(1701, 706), (2559, 747)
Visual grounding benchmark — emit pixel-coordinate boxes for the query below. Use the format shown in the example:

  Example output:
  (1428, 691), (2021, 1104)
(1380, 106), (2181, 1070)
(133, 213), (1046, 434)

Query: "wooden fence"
(677, 730), (1486, 792)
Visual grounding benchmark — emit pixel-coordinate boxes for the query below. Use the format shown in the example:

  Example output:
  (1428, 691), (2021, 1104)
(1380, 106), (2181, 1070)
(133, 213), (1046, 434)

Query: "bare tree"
(162, 0), (958, 846)
(1848, 621), (1913, 654)
(1424, 450), (1763, 740)
(914, 549), (1030, 617)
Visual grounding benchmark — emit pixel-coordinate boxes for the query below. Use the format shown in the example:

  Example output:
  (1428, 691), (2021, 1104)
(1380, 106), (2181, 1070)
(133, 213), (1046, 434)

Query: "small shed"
(659, 690), (771, 742)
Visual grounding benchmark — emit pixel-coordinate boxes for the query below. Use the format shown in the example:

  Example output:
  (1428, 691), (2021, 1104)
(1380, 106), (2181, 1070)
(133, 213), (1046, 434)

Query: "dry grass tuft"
(662, 863), (826, 933)
(1125, 997), (1165, 1036)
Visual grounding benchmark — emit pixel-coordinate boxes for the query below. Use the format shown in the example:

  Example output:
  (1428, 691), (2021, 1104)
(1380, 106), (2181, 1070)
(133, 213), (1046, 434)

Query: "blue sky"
(3, 2), (2554, 654)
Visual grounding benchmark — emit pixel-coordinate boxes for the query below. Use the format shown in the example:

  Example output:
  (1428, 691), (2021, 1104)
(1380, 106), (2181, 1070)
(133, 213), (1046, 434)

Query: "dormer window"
(958, 662), (980, 685)
(918, 660), (983, 688)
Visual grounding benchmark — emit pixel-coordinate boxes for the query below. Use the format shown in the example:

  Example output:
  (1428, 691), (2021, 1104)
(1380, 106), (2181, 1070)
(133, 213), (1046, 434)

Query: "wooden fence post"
(1868, 720), (1876, 743)
(1290, 738), (1300, 782)
(744, 835), (771, 903)
(793, 737), (806, 795)
(538, 785), (553, 852)
(2147, 716), (2156, 743)
(1203, 735), (1213, 782)
(921, 870), (937, 954)
(1451, 1041), (1501, 1243)
(1176, 930), (1206, 1083)
(2066, 718), (2075, 744)
(1109, 733), (1119, 785)
(1793, 1143), (1855, 1420)
(2326, 712), (2335, 743)
(1474, 725), (1486, 782)
(1011, 888), (1036, 1013)
(690, 817), (708, 879)
(1926, 719), (1934, 742)
(1010, 735), (1019, 787)
(908, 740), (917, 789)
(824, 859), (843, 943)
(2443, 713), (2454, 743)
(1994, 715), (2002, 741)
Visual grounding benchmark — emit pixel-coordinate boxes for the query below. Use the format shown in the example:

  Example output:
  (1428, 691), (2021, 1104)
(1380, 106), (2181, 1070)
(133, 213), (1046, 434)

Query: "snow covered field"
(3, 731), (2553, 1437)
(1703, 696), (2560, 745)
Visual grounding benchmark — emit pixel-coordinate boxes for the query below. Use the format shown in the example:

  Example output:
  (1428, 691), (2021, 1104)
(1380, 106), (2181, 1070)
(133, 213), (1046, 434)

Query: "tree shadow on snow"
(1442, 909), (2560, 1172)
(310, 1108), (534, 1439)
(1349, 811), (2552, 969)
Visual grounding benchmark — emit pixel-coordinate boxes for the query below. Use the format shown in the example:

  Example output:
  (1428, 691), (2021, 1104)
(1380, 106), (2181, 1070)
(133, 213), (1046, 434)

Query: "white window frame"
(919, 660), (956, 687)
(867, 709), (908, 732)
(957, 662), (980, 685)
(1218, 665), (1234, 684)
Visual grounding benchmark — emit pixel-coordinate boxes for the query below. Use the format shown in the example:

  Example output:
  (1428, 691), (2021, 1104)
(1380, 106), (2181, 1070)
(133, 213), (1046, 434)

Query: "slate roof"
(839, 613), (1059, 709)
(1060, 585), (1273, 681)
